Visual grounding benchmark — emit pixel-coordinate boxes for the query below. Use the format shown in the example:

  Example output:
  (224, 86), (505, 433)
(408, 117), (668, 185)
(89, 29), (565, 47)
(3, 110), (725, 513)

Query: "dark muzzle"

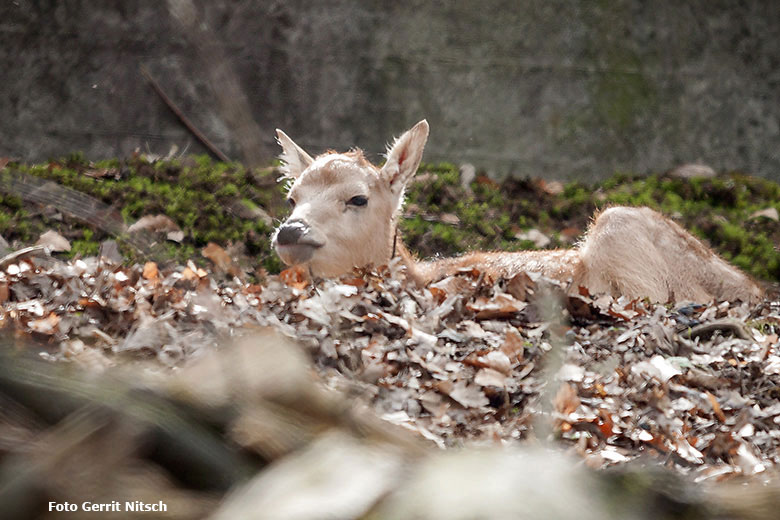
(275, 219), (308, 246)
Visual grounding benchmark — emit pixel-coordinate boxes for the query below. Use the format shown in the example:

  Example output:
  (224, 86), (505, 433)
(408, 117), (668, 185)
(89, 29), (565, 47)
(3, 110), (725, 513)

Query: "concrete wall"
(2, 0), (779, 180)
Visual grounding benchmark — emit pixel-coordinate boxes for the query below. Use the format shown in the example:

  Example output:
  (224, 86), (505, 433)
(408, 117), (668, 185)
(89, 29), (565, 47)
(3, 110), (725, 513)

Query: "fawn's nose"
(275, 219), (308, 246)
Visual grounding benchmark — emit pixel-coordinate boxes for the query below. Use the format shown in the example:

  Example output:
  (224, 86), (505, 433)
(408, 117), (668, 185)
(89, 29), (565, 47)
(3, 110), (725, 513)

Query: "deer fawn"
(272, 120), (762, 304)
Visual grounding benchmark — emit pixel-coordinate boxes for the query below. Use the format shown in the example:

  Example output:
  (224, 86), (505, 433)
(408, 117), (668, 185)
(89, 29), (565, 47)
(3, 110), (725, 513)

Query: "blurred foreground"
(3, 328), (780, 520)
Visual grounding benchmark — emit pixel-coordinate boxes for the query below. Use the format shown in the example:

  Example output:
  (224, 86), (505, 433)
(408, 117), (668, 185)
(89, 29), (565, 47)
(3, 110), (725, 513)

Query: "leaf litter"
(2, 247), (780, 485)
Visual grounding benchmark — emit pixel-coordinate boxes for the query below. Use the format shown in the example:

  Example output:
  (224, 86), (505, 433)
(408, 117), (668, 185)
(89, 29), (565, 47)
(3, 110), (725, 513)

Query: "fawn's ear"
(276, 129), (314, 179)
(381, 120), (429, 193)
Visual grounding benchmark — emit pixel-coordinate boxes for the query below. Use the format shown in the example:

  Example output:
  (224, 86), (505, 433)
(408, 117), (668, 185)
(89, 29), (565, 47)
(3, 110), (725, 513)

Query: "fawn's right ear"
(276, 129), (314, 179)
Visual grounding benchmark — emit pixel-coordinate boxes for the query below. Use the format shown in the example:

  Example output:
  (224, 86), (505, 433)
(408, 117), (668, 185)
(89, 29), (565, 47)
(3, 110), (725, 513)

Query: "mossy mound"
(1, 156), (779, 283)
(1, 154), (287, 273)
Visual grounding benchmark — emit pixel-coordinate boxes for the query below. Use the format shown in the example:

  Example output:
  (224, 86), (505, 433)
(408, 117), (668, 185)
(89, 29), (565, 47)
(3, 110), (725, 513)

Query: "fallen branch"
(140, 64), (232, 163)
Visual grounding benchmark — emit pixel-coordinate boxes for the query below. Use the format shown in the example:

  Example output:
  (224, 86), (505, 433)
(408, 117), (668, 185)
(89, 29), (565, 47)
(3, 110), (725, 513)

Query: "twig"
(0, 246), (49, 269)
(685, 319), (752, 341)
(140, 64), (232, 163)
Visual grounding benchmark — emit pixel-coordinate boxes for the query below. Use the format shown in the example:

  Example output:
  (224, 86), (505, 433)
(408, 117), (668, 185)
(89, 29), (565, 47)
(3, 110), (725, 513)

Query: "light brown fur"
(272, 121), (763, 304)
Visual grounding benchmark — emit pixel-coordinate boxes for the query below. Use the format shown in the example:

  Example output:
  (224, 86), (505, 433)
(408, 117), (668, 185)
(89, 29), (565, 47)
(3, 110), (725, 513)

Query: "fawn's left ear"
(381, 120), (429, 193)
(276, 129), (314, 179)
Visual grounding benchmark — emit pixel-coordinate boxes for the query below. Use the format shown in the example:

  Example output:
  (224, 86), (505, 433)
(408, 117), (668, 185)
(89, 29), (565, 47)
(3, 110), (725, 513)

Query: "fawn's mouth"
(275, 241), (324, 265)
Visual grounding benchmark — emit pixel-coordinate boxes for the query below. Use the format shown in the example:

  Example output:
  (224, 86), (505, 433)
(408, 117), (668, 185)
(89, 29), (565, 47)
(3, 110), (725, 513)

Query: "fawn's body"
(272, 121), (762, 304)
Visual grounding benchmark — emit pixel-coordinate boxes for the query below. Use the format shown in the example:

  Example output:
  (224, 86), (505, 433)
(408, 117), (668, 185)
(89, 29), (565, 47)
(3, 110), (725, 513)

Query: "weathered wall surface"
(1, 1), (779, 180)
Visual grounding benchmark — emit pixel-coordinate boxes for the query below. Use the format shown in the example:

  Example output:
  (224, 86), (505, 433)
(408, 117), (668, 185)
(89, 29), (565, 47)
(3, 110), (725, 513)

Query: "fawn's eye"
(287, 198), (296, 209)
(347, 195), (368, 207)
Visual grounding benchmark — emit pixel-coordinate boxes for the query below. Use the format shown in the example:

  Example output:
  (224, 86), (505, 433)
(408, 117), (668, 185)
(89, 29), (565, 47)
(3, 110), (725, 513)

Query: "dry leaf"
(428, 286), (447, 304)
(706, 391), (726, 423)
(567, 295), (598, 321)
(36, 230), (71, 252)
(0, 281), (8, 304)
(439, 213), (460, 225)
(341, 277), (367, 288)
(505, 271), (534, 301)
(478, 350), (512, 375)
(500, 330), (525, 365)
(735, 443), (766, 475)
(430, 275), (473, 299)
(467, 294), (526, 320)
(538, 179), (564, 195)
(202, 242), (242, 277)
(749, 207), (779, 221)
(280, 265), (309, 289)
(142, 261), (159, 281)
(180, 267), (199, 282)
(631, 355), (682, 383)
(554, 383), (580, 415)
(475, 175), (498, 188)
(128, 214), (181, 233)
(167, 230), (185, 243)
(667, 163), (716, 178)
(514, 229), (551, 248)
(474, 368), (507, 388)
(674, 438), (704, 464)
(99, 240), (123, 263)
(557, 364), (585, 383)
(28, 312), (60, 334)
(447, 381), (489, 409)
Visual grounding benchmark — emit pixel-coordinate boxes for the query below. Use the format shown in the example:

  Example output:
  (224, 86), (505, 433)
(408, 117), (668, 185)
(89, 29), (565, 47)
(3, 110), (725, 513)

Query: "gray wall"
(2, 1), (779, 180)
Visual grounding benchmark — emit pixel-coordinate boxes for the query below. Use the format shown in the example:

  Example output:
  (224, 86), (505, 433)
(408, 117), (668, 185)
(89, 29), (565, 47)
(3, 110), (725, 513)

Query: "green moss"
(0, 155), (288, 275)
(71, 239), (100, 257)
(0, 210), (11, 235)
(216, 183), (239, 198)
(562, 185), (589, 206)
(261, 253), (284, 274)
(3, 155), (780, 283)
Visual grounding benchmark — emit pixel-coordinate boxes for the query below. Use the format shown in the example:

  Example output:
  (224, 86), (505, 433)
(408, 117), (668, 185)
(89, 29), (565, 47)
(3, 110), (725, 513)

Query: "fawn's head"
(272, 120), (429, 276)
